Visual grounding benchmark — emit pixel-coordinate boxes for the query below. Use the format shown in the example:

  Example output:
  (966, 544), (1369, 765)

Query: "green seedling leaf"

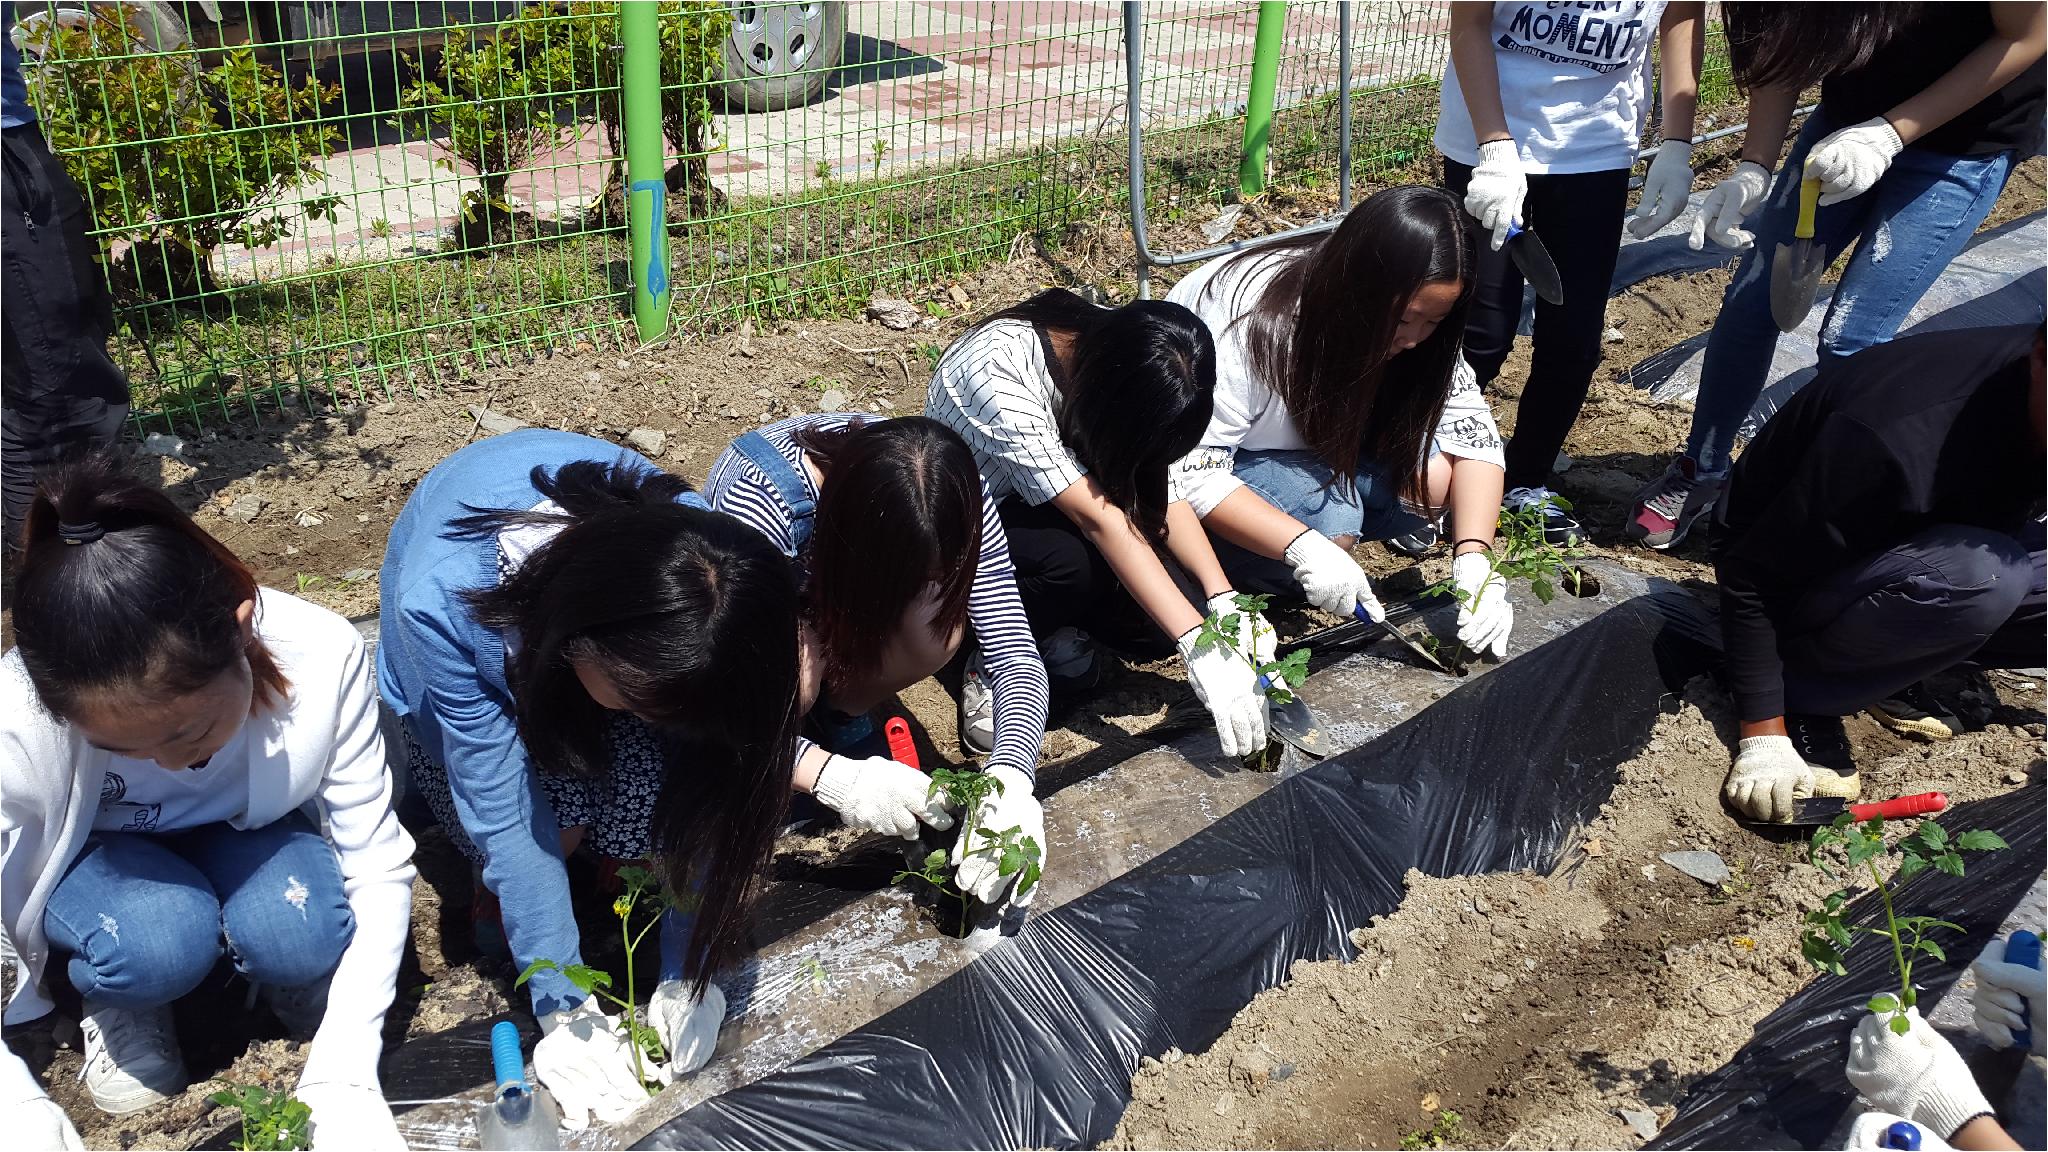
(559, 964), (611, 995)
(1867, 993), (1899, 1013)
(1932, 852), (1965, 878)
(515, 958), (558, 987)
(1889, 1015), (1912, 1036)
(1956, 829), (2009, 852)
(925, 848), (949, 870)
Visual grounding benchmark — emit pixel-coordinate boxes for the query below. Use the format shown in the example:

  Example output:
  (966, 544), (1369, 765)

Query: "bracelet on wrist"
(1451, 538), (1494, 553)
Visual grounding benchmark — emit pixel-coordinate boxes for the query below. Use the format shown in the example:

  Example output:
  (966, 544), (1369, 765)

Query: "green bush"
(28, 7), (340, 301)
(563, 1), (731, 221)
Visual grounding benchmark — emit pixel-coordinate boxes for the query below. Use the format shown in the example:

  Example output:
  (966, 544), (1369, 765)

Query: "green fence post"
(623, 1), (669, 342)
(1238, 1), (1287, 197)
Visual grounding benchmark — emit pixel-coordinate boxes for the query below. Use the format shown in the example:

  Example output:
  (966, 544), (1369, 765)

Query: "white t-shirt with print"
(1435, 0), (1667, 174)
(1166, 247), (1505, 518)
(93, 746), (248, 833)
(925, 318), (1086, 507)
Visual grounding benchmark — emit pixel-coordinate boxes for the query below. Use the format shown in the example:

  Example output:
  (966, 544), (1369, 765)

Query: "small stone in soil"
(818, 389), (848, 412)
(1618, 1108), (1659, 1140)
(223, 492), (265, 523)
(625, 428), (667, 457)
(1214, 1092), (1235, 1116)
(1659, 850), (1731, 886)
(142, 432), (187, 458)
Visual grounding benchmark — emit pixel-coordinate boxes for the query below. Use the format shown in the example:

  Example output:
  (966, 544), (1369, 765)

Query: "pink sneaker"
(1625, 457), (1724, 550)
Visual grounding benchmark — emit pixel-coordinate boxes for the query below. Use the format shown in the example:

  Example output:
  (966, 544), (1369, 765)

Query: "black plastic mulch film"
(635, 589), (2042, 1150)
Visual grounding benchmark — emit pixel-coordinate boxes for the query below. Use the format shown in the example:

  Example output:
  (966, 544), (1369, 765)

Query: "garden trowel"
(1769, 176), (1825, 331)
(1779, 790), (1946, 826)
(1503, 219), (1563, 305)
(1260, 672), (1328, 758)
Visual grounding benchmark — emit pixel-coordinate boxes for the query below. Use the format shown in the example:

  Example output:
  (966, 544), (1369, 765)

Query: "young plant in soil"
(1195, 592), (1311, 771)
(1399, 1108), (1465, 1151)
(893, 765), (1042, 935)
(518, 863), (677, 1091)
(209, 1081), (313, 1151)
(1423, 493), (1588, 672)
(1802, 814), (2009, 1033)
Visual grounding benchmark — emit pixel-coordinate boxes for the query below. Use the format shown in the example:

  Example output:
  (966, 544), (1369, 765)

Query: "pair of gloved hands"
(814, 757), (1045, 909)
(531, 981), (725, 1131)
(1467, 116), (1902, 255)
(1839, 934), (2044, 1148)
(12, 1081), (405, 1150)
(1284, 530), (1513, 659)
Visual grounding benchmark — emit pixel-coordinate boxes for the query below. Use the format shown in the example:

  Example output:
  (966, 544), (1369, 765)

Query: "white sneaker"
(959, 647), (995, 757)
(261, 978), (330, 1040)
(80, 1001), (188, 1115)
(1040, 627), (1099, 695)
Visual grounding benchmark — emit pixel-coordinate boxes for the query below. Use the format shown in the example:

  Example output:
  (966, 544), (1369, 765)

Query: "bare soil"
(1108, 674), (2046, 1152)
(8, 154), (2041, 1147)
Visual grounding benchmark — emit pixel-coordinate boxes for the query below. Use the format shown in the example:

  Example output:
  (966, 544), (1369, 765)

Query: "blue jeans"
(1685, 111), (2014, 473)
(1209, 449), (1425, 594)
(44, 811), (355, 1009)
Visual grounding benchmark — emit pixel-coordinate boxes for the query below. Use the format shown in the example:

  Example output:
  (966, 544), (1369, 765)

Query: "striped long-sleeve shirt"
(703, 413), (1049, 782)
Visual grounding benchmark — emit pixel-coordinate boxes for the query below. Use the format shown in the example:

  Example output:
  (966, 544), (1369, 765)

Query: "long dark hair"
(974, 290), (1214, 543)
(1722, 3), (1922, 90)
(453, 458), (800, 989)
(1210, 184), (1473, 503)
(14, 454), (289, 721)
(791, 416), (983, 688)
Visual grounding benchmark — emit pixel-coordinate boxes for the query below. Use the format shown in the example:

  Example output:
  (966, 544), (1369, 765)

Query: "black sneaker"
(1867, 682), (1962, 742)
(1385, 519), (1440, 558)
(1505, 486), (1583, 547)
(1785, 712), (1861, 799)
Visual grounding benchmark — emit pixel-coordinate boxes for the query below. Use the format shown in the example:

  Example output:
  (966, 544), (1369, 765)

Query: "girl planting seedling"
(927, 290), (1277, 765)
(1423, 490), (1589, 672)
(1166, 185), (1514, 668)
(703, 415), (1049, 909)
(892, 767), (1044, 938)
(1, 456), (416, 1151)
(379, 429), (801, 1130)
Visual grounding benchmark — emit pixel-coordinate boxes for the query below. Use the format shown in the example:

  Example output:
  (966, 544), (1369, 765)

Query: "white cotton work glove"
(1284, 531), (1384, 622)
(1464, 139), (1526, 251)
(1845, 1008), (1995, 1141)
(1971, 935), (2047, 1055)
(295, 1082), (405, 1152)
(1689, 160), (1772, 251)
(1722, 734), (1814, 822)
(814, 753), (958, 841)
(1807, 117), (1904, 206)
(534, 997), (650, 1132)
(646, 980), (725, 1078)
(1843, 1112), (1956, 1152)
(5, 1094), (83, 1152)
(1628, 140), (1695, 238)
(1178, 624), (1267, 759)
(950, 765), (1047, 907)
(1450, 552), (1512, 659)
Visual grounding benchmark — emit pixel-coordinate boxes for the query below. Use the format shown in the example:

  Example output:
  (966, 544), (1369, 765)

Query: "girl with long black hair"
(926, 292), (1273, 762)
(704, 415), (1051, 907)
(3, 457), (415, 1150)
(1627, 2), (2044, 550)
(1441, 0), (1705, 545)
(1169, 185), (1516, 661)
(378, 429), (801, 1130)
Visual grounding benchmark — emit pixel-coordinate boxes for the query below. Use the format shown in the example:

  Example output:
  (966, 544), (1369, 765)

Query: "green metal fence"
(13, 2), (1734, 431)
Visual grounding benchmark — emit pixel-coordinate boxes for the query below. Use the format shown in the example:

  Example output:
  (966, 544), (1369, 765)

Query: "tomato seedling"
(1801, 814), (2008, 1034)
(518, 863), (679, 1091)
(1195, 592), (1311, 769)
(1424, 492), (1585, 671)
(893, 766), (1042, 936)
(210, 1081), (312, 1151)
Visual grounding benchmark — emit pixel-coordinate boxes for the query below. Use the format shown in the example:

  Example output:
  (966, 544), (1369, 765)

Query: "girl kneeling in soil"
(927, 291), (1277, 762)
(2, 458), (417, 1150)
(378, 429), (800, 1130)
(704, 414), (1049, 907)
(1169, 185), (1516, 660)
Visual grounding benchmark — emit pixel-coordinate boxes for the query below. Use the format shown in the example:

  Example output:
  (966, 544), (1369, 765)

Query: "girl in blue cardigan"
(377, 429), (800, 1130)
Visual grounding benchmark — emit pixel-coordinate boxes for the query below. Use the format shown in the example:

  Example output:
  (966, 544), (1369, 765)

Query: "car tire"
(717, 1), (846, 113)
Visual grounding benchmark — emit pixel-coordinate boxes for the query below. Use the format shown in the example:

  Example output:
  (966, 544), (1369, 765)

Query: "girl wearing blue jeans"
(1, 458), (416, 1150)
(1169, 186), (1518, 661)
(1627, 2), (2045, 550)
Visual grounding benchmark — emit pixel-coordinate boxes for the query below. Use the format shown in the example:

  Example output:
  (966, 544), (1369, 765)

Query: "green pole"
(622, 1), (669, 342)
(1236, 0), (1286, 194)
(1238, 1), (1287, 197)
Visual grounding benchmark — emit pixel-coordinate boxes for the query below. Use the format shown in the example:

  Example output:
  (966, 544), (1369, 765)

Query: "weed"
(924, 300), (952, 319)
(1399, 1109), (1464, 1150)
(518, 863), (676, 1090)
(814, 159), (834, 182)
(368, 218), (393, 240)
(1424, 493), (1584, 670)
(210, 1081), (312, 1151)
(917, 342), (945, 373)
(293, 572), (323, 595)
(1802, 815), (2008, 1034)
(892, 766), (1042, 935)
(871, 136), (890, 179)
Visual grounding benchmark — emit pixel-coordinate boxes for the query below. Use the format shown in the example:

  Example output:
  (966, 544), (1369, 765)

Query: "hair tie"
(57, 520), (105, 545)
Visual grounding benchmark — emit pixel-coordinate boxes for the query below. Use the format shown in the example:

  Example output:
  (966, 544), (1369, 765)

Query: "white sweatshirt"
(1166, 247), (1505, 518)
(1, 589), (416, 1104)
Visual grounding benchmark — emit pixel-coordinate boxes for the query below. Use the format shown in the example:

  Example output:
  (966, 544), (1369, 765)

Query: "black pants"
(997, 496), (1206, 660)
(1443, 159), (1629, 492)
(2, 122), (130, 554)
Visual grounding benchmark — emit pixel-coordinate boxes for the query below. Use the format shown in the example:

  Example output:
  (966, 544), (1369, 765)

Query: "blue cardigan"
(377, 429), (704, 1014)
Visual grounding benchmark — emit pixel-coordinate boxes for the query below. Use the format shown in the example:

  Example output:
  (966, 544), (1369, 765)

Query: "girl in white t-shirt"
(1438, 0), (1704, 543)
(1170, 185), (1516, 661)
(2, 457), (415, 1150)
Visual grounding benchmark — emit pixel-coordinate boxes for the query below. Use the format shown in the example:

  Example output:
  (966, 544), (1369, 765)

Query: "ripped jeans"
(1684, 109), (2013, 474)
(44, 811), (355, 1009)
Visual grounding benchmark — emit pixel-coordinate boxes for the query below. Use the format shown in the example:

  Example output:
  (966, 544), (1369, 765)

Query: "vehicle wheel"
(717, 1), (845, 113)
(12, 0), (189, 61)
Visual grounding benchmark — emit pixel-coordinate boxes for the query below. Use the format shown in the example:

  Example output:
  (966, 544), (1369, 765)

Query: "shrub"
(27, 7), (340, 302)
(563, 1), (731, 222)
